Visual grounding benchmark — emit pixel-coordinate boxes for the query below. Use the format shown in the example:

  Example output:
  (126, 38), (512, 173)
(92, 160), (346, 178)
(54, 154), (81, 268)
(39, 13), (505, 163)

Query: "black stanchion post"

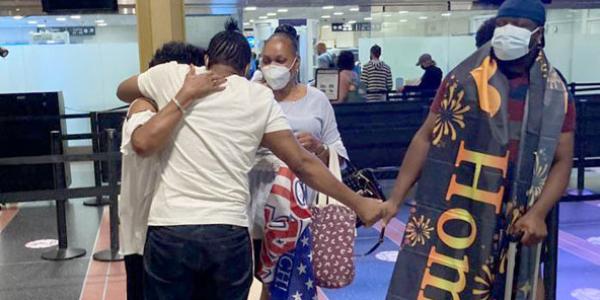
(544, 204), (559, 300)
(569, 82), (576, 96)
(577, 100), (586, 195)
(84, 112), (110, 206)
(568, 98), (588, 197)
(41, 131), (86, 261)
(93, 128), (123, 262)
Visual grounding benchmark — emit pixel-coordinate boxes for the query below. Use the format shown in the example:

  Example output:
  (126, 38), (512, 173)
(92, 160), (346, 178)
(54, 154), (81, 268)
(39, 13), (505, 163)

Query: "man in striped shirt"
(360, 44), (393, 101)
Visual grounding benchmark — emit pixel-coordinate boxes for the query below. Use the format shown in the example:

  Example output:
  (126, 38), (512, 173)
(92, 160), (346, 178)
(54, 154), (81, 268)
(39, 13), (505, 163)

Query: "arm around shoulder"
(117, 75), (143, 103)
(129, 99), (158, 157)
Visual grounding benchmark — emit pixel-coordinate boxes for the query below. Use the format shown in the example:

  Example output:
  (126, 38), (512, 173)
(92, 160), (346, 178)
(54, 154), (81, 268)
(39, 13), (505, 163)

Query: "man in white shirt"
(117, 21), (385, 300)
(119, 41), (211, 300)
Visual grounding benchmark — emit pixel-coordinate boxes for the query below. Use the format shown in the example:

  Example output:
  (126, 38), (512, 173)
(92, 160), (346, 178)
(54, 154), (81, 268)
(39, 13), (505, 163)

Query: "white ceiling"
(0, 13), (136, 28)
(242, 6), (595, 28)
(241, 5), (489, 25)
(0, 4), (596, 30)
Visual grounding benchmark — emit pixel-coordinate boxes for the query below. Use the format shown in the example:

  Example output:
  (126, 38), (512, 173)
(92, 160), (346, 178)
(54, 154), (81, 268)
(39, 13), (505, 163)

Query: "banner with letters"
(386, 45), (567, 300)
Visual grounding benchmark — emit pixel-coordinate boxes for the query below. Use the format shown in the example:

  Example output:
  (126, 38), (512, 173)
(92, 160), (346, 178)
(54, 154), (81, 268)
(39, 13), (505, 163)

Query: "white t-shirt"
(119, 103), (159, 255)
(250, 69), (263, 82)
(137, 62), (290, 227)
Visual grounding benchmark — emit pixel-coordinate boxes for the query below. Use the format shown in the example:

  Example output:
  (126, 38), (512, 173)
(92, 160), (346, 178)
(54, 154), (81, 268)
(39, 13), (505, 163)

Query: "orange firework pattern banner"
(387, 46), (567, 300)
(388, 44), (513, 300)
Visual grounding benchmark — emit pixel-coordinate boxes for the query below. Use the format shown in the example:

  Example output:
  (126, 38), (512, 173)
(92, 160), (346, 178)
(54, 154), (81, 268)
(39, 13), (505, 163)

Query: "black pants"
(124, 254), (144, 300)
(144, 225), (253, 300)
(253, 239), (262, 277)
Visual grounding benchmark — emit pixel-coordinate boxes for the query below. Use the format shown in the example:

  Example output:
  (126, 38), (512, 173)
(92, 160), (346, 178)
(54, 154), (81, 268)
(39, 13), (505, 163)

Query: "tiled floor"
(0, 163), (599, 300)
(0, 162), (103, 300)
(321, 201), (600, 300)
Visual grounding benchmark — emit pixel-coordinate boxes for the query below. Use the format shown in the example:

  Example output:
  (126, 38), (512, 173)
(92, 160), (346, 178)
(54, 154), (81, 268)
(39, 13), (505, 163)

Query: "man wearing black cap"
(401, 53), (443, 95)
(383, 0), (575, 299)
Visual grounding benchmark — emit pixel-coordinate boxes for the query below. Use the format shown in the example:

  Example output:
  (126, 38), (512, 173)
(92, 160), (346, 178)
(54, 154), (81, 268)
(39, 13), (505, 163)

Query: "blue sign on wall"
(246, 36), (255, 48)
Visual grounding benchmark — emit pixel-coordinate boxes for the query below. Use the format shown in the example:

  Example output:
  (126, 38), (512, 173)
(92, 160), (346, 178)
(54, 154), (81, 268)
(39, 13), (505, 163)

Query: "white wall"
(357, 33), (600, 87)
(0, 25), (137, 45)
(0, 43), (140, 146)
(0, 14), (140, 147)
(565, 34), (600, 83)
(0, 27), (32, 44)
(73, 26), (138, 44)
(333, 8), (600, 85)
(186, 15), (237, 48)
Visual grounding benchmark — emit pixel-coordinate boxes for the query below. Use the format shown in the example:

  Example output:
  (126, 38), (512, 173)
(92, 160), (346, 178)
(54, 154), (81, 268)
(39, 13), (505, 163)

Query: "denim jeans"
(144, 225), (252, 300)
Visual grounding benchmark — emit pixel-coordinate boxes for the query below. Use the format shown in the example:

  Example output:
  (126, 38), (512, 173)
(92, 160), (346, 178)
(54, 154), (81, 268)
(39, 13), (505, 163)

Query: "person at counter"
(316, 42), (334, 69)
(399, 53), (442, 95)
(335, 50), (361, 103)
(361, 44), (393, 102)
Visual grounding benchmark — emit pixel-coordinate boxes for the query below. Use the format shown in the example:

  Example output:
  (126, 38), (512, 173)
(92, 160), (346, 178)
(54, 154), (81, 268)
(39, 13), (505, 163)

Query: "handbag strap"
(355, 227), (386, 257)
(316, 148), (345, 208)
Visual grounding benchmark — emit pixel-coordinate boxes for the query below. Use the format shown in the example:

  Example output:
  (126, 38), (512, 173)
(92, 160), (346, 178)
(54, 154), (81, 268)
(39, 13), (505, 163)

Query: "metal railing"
(0, 129), (122, 262)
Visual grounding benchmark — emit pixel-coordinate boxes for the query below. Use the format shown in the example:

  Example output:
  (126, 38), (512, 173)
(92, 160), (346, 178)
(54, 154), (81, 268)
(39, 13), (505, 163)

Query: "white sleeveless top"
(118, 103), (159, 255)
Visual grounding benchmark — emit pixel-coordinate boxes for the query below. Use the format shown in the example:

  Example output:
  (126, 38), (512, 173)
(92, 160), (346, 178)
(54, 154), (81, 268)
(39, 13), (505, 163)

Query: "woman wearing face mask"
(257, 24), (348, 172)
(247, 24), (349, 300)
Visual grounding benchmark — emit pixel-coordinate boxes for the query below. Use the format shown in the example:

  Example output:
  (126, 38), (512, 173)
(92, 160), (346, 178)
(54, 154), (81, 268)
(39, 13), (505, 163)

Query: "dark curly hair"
(148, 41), (205, 68)
(337, 51), (355, 71)
(205, 18), (252, 74)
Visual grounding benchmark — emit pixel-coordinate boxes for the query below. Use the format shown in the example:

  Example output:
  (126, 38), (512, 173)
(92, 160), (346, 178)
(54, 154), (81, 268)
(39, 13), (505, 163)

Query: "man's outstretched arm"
(381, 112), (436, 224)
(261, 130), (386, 227)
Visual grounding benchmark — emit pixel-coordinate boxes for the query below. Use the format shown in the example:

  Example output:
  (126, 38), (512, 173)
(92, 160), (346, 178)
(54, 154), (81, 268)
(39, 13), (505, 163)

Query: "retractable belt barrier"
(566, 82), (600, 201)
(0, 128), (123, 262)
(363, 89), (437, 102)
(0, 107), (127, 206)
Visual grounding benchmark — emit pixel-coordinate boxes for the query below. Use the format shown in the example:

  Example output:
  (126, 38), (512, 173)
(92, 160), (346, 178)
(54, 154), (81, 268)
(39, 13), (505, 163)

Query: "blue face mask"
(492, 24), (540, 61)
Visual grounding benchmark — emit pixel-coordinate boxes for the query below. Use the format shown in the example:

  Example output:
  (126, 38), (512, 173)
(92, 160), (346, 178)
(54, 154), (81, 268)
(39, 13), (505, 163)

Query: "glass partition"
(0, 14), (140, 146)
(243, 6), (600, 86)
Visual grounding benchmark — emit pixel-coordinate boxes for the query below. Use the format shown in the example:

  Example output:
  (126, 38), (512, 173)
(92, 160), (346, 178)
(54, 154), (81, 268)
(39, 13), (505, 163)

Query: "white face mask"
(491, 24), (540, 61)
(262, 58), (297, 91)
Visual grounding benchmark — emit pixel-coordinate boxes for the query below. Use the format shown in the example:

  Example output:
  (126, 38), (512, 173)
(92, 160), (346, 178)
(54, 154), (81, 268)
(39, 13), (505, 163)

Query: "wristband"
(172, 97), (185, 113)
(316, 144), (329, 156)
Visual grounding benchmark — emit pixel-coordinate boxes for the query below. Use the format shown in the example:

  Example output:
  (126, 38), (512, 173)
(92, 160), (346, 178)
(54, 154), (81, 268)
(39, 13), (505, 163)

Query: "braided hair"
(206, 19), (251, 74)
(268, 24), (299, 56)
